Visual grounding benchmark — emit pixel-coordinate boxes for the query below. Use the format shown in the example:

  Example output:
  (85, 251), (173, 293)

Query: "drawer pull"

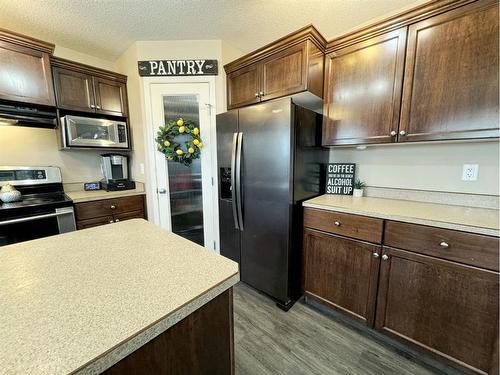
(115, 219), (120, 222)
(110, 205), (116, 209)
(439, 241), (449, 248)
(373, 252), (380, 258)
(382, 254), (389, 261)
(109, 220), (114, 224)
(334, 221), (341, 226)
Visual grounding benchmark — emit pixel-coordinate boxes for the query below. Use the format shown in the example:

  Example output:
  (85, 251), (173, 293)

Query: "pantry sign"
(325, 163), (356, 195)
(138, 59), (218, 76)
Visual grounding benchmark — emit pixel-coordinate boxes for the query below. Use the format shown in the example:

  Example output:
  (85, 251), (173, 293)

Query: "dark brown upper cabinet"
(375, 246), (499, 375)
(225, 25), (326, 110)
(399, 0), (499, 142)
(322, 28), (407, 146)
(227, 64), (261, 109)
(52, 57), (128, 117)
(52, 67), (94, 112)
(0, 29), (55, 107)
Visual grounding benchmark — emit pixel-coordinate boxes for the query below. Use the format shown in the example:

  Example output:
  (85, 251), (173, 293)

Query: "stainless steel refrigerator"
(217, 98), (326, 310)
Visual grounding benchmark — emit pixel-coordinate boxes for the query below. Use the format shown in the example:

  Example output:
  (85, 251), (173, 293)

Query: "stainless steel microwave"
(60, 115), (129, 149)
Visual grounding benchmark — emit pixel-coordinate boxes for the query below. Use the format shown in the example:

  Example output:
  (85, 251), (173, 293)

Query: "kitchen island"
(0, 219), (239, 374)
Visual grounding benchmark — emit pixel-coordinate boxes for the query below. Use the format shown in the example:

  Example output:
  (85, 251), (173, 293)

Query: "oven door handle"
(0, 207), (74, 226)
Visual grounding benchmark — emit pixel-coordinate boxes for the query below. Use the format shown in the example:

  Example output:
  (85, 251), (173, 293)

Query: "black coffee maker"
(100, 154), (136, 191)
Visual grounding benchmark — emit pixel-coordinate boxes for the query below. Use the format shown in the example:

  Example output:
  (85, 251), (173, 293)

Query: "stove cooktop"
(0, 191), (73, 221)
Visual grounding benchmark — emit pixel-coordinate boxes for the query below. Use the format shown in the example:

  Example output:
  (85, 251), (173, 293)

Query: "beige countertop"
(65, 184), (145, 203)
(303, 195), (499, 236)
(0, 219), (239, 375)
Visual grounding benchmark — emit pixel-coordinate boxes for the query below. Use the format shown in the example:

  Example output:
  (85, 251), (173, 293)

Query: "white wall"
(0, 127), (103, 183)
(113, 40), (243, 185)
(330, 141), (500, 195)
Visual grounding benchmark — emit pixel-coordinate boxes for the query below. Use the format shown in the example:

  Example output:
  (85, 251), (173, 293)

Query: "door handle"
(235, 132), (244, 231)
(157, 188), (167, 194)
(230, 133), (239, 230)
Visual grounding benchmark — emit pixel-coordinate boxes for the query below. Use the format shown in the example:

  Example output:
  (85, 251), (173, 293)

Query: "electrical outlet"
(140, 163), (145, 175)
(462, 164), (479, 181)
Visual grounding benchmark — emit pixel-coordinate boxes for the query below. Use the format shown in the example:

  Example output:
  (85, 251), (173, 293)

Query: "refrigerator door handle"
(236, 132), (244, 231)
(230, 132), (240, 229)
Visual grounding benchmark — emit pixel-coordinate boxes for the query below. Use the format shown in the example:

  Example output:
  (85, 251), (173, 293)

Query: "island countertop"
(0, 219), (239, 374)
(303, 195), (499, 237)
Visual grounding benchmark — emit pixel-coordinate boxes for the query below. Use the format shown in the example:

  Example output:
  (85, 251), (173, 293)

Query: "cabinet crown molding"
(51, 56), (127, 82)
(326, 0), (488, 52)
(224, 24), (327, 74)
(0, 28), (55, 54)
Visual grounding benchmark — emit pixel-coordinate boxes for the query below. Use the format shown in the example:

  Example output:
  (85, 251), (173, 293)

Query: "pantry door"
(148, 80), (217, 250)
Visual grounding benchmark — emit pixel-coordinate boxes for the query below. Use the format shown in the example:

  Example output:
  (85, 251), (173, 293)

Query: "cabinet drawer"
(75, 195), (144, 221)
(303, 208), (383, 243)
(384, 221), (499, 271)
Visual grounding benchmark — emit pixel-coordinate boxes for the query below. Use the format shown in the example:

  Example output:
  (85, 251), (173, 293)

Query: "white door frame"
(143, 76), (219, 252)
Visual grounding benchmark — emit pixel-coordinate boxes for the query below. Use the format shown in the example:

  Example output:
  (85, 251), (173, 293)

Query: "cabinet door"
(76, 215), (114, 230)
(322, 28), (407, 146)
(261, 42), (307, 101)
(52, 67), (95, 112)
(375, 247), (499, 374)
(93, 77), (128, 117)
(0, 41), (55, 106)
(303, 228), (381, 326)
(226, 64), (261, 109)
(399, 1), (499, 142)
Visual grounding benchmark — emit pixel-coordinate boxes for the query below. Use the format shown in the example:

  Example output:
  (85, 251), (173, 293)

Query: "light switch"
(462, 164), (479, 181)
(140, 163), (145, 174)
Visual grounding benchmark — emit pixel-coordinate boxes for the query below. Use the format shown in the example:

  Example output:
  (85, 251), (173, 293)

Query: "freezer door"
(216, 111), (241, 263)
(238, 99), (293, 303)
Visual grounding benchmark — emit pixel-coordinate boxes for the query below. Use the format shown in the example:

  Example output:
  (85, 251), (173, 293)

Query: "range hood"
(0, 103), (57, 129)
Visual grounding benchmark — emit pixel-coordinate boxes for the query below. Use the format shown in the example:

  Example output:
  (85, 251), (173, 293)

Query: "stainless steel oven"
(0, 207), (76, 246)
(60, 115), (129, 149)
(0, 166), (76, 247)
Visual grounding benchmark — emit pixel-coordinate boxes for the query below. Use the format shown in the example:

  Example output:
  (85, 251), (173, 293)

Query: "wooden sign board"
(325, 163), (355, 195)
(138, 60), (218, 76)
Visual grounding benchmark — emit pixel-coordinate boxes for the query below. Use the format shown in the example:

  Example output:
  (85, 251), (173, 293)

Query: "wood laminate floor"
(233, 283), (446, 375)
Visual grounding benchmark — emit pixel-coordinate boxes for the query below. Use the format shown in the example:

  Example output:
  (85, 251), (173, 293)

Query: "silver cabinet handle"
(115, 219), (120, 222)
(96, 105), (101, 110)
(440, 241), (449, 248)
(90, 104), (96, 109)
(373, 252), (380, 258)
(157, 188), (167, 194)
(110, 205), (116, 209)
(109, 220), (114, 224)
(255, 93), (259, 97)
(382, 254), (389, 261)
(390, 130), (397, 136)
(334, 221), (341, 226)
(259, 91), (264, 97)
(399, 130), (406, 136)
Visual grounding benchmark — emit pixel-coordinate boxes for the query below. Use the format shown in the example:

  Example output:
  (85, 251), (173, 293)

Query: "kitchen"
(0, 0), (498, 374)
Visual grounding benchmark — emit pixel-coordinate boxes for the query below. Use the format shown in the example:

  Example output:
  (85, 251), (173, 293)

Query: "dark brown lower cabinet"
(303, 228), (381, 326)
(103, 288), (234, 375)
(375, 247), (499, 375)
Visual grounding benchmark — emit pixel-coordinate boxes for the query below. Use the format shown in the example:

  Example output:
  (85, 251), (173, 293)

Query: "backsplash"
(329, 141), (499, 196)
(0, 126), (103, 183)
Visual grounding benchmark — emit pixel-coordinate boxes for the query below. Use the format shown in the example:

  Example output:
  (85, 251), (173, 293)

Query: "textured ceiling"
(0, 0), (427, 61)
